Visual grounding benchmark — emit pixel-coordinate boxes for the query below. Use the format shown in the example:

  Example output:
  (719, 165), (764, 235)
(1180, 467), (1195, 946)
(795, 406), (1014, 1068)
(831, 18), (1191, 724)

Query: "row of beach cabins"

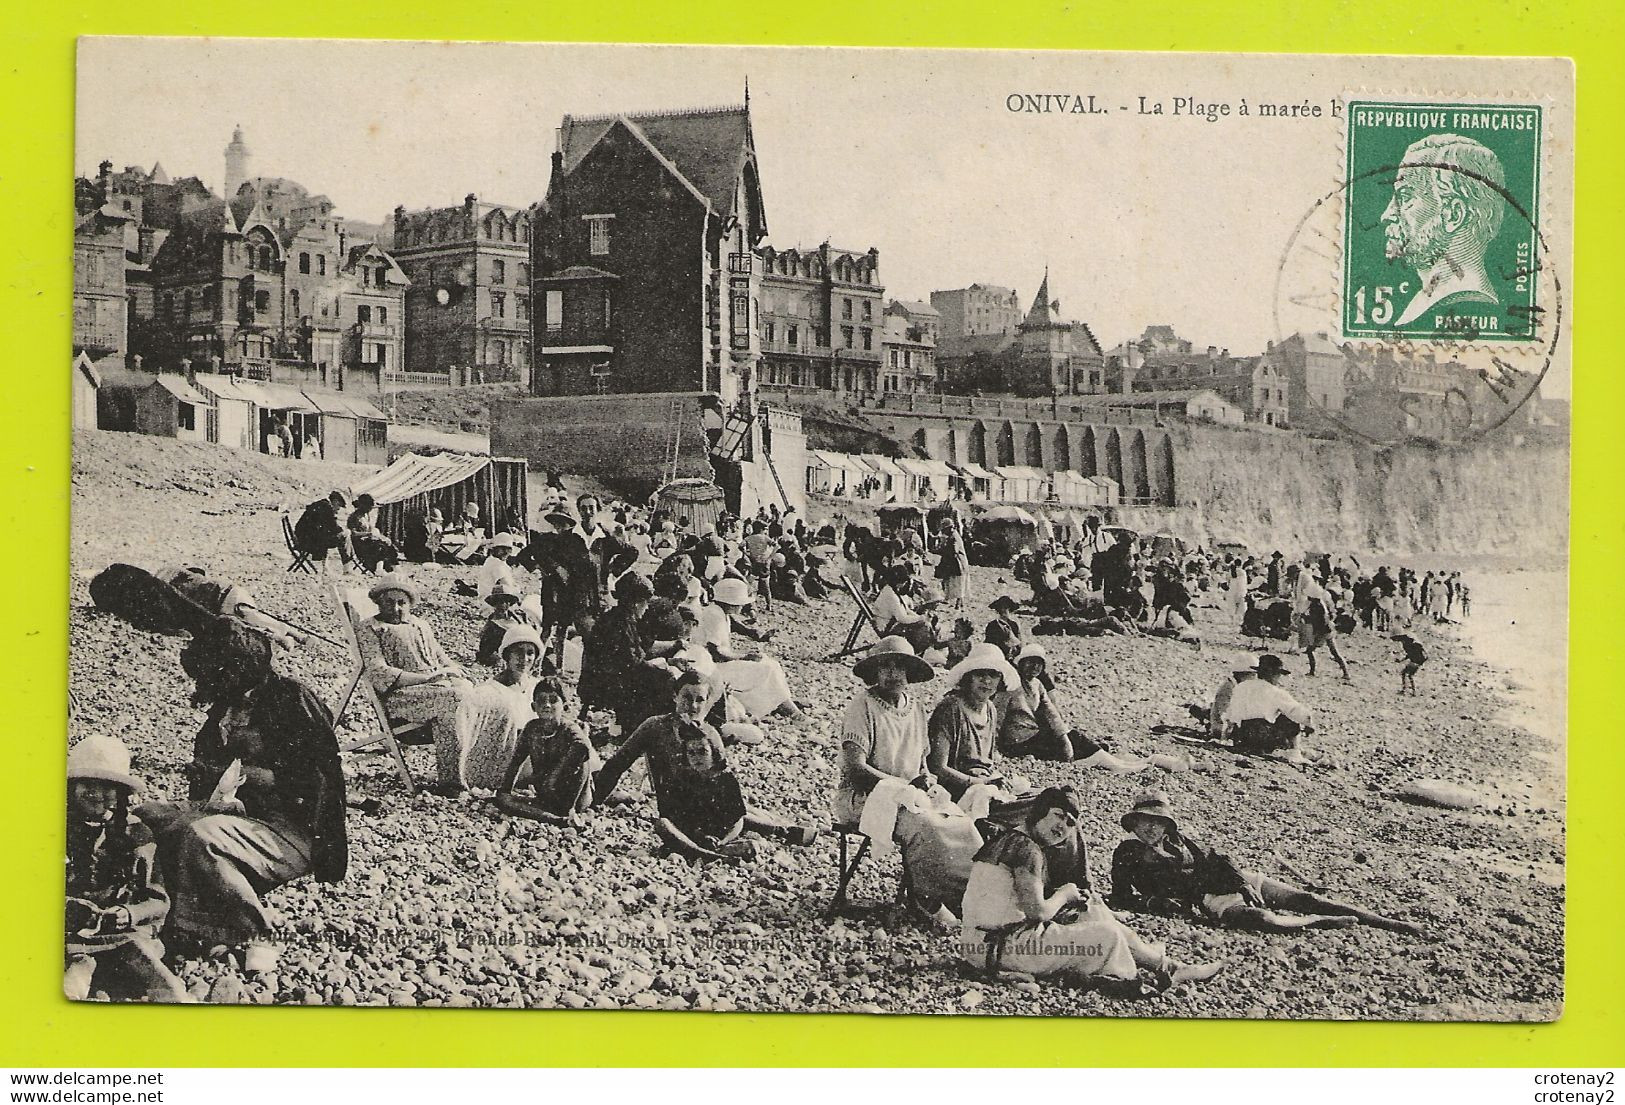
(76, 354), (391, 466)
(805, 449), (1121, 508)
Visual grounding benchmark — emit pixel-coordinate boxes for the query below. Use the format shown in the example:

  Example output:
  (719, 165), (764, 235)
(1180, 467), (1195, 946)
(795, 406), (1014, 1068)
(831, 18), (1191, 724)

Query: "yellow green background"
(5, 0), (1621, 1068)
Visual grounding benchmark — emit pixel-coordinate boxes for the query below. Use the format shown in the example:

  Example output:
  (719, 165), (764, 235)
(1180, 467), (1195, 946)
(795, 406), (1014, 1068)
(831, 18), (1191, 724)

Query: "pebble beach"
(66, 434), (1565, 1020)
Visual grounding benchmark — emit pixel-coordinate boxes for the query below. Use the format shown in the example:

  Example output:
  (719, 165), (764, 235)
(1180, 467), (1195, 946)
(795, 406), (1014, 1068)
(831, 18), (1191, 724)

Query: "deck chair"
(283, 514), (316, 574)
(330, 583), (422, 793)
(824, 575), (884, 661)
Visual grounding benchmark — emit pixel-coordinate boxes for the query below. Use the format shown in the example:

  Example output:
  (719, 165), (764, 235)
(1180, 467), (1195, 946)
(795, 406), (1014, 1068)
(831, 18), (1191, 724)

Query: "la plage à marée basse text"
(1006, 93), (1337, 121)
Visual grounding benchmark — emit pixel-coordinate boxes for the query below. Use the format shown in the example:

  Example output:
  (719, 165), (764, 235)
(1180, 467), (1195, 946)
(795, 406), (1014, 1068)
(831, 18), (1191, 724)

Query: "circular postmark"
(1274, 151), (1562, 448)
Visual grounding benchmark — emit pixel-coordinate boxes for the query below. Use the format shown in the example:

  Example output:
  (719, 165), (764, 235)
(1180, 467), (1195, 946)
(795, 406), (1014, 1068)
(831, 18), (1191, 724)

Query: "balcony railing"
(352, 323), (399, 338)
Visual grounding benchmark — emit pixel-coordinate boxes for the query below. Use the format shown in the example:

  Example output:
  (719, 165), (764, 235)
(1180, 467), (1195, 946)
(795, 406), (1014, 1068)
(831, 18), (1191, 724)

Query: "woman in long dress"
(960, 786), (1224, 989)
(461, 624), (547, 792)
(701, 577), (805, 722)
(835, 636), (983, 920)
(933, 519), (970, 609)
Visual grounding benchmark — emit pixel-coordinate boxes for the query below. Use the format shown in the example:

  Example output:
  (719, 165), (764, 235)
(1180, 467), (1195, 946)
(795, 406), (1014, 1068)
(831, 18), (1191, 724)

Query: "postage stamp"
(1341, 99), (1543, 343)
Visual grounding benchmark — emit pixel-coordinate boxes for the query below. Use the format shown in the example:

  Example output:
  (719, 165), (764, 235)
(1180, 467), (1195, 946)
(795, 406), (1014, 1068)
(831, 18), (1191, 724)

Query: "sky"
(77, 39), (1571, 391)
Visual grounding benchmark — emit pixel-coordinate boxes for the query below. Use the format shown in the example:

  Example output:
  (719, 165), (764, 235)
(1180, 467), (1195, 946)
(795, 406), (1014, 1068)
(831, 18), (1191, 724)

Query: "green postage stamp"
(1342, 99), (1543, 342)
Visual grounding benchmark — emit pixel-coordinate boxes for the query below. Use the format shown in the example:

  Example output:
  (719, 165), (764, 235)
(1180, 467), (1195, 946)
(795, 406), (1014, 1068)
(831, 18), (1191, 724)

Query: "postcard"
(68, 39), (1569, 1019)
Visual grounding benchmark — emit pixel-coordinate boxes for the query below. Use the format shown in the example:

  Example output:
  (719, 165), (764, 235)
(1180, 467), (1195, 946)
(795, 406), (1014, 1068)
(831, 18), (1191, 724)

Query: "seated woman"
(771, 538), (810, 604)
(700, 577), (805, 723)
(461, 624), (550, 793)
(353, 575), (475, 796)
(346, 494), (400, 575)
(495, 676), (597, 823)
(998, 644), (1150, 771)
(1109, 792), (1425, 936)
(927, 643), (1021, 804)
(594, 671), (816, 850)
(139, 617), (346, 976)
(960, 786), (1223, 989)
(654, 723), (757, 863)
(837, 637), (984, 922)
(475, 533), (524, 601)
(872, 567), (939, 656)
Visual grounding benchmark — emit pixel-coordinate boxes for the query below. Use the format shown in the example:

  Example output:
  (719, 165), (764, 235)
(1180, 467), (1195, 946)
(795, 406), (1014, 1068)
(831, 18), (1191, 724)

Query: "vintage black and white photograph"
(67, 39), (1570, 1018)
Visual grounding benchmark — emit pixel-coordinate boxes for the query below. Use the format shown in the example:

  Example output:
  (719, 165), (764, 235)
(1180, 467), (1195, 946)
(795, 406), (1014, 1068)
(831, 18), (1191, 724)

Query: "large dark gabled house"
(529, 102), (768, 406)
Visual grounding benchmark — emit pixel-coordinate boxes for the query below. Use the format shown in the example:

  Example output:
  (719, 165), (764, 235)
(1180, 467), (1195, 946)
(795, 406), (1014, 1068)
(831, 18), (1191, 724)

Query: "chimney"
(186, 359), (198, 388)
(210, 355), (222, 375)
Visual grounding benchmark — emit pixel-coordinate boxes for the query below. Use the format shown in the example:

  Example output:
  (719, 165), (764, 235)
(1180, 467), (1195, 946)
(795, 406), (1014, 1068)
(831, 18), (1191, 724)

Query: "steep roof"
(559, 104), (761, 224)
(1020, 269), (1069, 331)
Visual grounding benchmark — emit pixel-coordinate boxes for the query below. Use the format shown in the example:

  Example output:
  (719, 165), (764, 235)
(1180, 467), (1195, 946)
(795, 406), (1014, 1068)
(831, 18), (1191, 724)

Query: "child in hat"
(476, 586), (544, 667)
(65, 736), (189, 1002)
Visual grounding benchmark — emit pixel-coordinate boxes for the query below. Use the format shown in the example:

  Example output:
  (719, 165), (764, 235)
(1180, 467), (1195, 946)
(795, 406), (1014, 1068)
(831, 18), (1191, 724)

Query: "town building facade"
(1105, 325), (1290, 426)
(390, 196), (533, 381)
(931, 284), (1022, 346)
(936, 273), (1105, 397)
(880, 300), (938, 395)
(530, 103), (767, 405)
(755, 243), (885, 394)
(72, 207), (132, 363)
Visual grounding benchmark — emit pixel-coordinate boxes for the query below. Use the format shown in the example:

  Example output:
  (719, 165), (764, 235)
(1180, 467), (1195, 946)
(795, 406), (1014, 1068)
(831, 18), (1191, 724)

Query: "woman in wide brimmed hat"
(837, 637), (982, 921)
(354, 575), (476, 795)
(961, 786), (1224, 990)
(141, 616), (348, 977)
(926, 643), (1020, 802)
(997, 643), (1152, 772)
(65, 735), (190, 1003)
(1109, 792), (1424, 937)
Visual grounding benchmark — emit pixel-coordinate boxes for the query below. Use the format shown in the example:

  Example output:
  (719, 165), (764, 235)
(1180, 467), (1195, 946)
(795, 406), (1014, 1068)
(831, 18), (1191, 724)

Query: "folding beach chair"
(826, 822), (912, 918)
(283, 514), (316, 574)
(824, 575), (884, 661)
(330, 583), (423, 793)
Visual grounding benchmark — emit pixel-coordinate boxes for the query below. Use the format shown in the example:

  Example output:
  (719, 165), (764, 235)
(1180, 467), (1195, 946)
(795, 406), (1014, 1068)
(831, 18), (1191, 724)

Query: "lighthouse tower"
(224, 125), (251, 199)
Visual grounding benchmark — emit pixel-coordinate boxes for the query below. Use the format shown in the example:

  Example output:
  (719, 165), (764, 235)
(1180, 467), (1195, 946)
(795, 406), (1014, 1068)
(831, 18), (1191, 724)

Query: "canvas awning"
(352, 452), (495, 504)
(190, 375), (256, 404)
(993, 465), (1047, 481)
(810, 450), (872, 475)
(894, 457), (955, 478)
(151, 375), (208, 405)
(255, 382), (318, 413)
(859, 454), (906, 479)
(952, 462), (998, 482)
(981, 505), (1036, 524)
(349, 452), (529, 549)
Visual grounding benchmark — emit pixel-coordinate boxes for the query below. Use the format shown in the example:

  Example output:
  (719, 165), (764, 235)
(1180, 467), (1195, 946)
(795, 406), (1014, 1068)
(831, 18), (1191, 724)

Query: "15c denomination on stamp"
(1342, 99), (1543, 343)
